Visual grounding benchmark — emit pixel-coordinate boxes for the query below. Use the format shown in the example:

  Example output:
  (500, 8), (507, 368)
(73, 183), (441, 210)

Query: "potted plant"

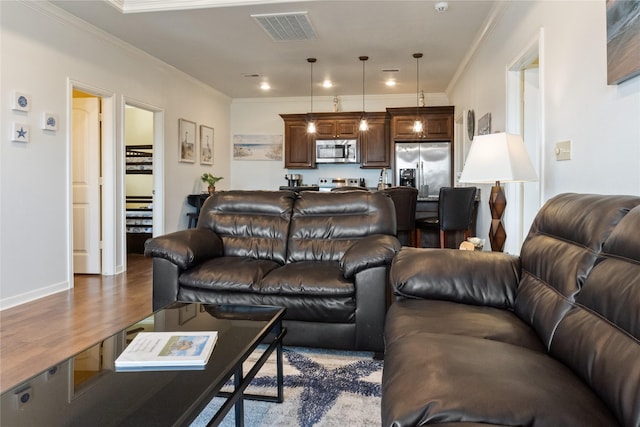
(201, 173), (223, 195)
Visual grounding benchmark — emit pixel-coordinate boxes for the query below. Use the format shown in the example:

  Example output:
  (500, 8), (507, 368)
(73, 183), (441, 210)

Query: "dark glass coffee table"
(0, 303), (286, 427)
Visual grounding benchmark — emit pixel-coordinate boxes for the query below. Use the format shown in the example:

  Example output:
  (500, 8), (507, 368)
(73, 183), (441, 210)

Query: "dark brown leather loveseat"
(145, 190), (401, 352)
(382, 193), (640, 426)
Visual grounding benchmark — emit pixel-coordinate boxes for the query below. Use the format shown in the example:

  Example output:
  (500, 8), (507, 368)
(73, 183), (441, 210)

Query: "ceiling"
(50, 0), (499, 99)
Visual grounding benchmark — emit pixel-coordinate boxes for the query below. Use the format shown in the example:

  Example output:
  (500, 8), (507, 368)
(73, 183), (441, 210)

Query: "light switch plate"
(555, 140), (571, 161)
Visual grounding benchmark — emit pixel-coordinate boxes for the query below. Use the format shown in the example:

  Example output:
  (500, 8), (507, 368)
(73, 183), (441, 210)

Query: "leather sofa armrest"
(144, 228), (223, 270)
(340, 234), (402, 279)
(390, 247), (521, 309)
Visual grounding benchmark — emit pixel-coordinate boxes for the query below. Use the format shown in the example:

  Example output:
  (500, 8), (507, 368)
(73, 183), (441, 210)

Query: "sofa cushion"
(385, 299), (545, 352)
(260, 261), (354, 296)
(287, 191), (396, 263)
(197, 190), (296, 264)
(382, 332), (619, 427)
(179, 257), (281, 292)
(515, 193), (640, 349)
(390, 248), (520, 309)
(550, 205), (640, 427)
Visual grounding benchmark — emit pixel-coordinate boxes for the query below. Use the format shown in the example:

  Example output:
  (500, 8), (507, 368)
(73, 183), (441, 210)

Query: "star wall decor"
(11, 123), (30, 143)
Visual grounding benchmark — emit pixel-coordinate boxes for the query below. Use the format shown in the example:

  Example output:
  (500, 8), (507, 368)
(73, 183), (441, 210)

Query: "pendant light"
(359, 56), (369, 131)
(412, 53), (424, 133)
(307, 57), (317, 134)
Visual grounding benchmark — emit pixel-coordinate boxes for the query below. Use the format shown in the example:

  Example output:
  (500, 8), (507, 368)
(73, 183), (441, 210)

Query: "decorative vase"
(208, 185), (215, 195)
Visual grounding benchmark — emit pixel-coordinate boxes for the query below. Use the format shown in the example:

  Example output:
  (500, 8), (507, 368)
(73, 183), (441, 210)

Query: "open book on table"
(115, 331), (218, 371)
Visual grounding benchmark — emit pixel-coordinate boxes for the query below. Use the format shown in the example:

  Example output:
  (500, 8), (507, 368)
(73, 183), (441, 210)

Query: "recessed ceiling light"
(322, 79), (333, 88)
(260, 82), (271, 90)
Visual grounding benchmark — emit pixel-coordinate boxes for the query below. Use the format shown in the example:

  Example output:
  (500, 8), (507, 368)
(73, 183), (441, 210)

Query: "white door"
(72, 97), (101, 274)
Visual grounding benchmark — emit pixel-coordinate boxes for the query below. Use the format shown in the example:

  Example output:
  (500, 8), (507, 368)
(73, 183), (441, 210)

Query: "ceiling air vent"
(251, 12), (317, 41)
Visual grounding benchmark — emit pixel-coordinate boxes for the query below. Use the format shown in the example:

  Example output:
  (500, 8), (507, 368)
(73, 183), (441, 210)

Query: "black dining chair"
(381, 186), (419, 247)
(415, 186), (477, 248)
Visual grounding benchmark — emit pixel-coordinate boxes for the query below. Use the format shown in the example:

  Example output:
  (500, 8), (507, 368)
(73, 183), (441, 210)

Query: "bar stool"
(381, 186), (419, 247)
(415, 186), (477, 248)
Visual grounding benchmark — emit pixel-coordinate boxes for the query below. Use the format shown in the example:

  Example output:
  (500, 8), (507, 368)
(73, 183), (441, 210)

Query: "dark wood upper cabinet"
(281, 114), (314, 168)
(360, 112), (390, 168)
(387, 106), (454, 141)
(314, 113), (360, 139)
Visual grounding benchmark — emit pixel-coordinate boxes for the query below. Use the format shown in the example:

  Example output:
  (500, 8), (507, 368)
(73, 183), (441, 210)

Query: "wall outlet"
(555, 140), (571, 161)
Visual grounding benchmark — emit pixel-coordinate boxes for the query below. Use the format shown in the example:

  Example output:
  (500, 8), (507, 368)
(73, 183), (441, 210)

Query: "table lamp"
(459, 132), (537, 252)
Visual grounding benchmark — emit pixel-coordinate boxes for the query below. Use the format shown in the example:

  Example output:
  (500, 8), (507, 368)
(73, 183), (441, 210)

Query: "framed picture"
(200, 125), (214, 165)
(232, 134), (283, 161)
(478, 113), (492, 135)
(607, 0), (640, 84)
(179, 118), (196, 163)
(11, 123), (30, 143)
(11, 91), (31, 112)
(42, 112), (59, 131)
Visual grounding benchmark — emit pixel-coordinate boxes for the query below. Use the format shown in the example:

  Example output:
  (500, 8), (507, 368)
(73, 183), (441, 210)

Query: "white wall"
(448, 0), (640, 248)
(230, 92), (450, 190)
(0, 2), (231, 309)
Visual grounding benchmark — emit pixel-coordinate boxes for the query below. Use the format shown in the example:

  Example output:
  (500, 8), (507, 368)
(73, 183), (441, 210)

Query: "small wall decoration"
(232, 134), (283, 161)
(606, 0), (640, 84)
(11, 123), (30, 142)
(41, 112), (58, 131)
(11, 92), (31, 112)
(478, 113), (492, 135)
(179, 118), (196, 163)
(200, 125), (214, 165)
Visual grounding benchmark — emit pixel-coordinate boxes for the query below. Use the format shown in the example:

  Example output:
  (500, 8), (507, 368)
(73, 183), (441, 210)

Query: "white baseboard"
(0, 281), (70, 311)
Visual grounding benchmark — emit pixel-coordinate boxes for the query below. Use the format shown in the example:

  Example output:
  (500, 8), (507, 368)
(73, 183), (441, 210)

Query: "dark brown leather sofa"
(382, 193), (640, 426)
(145, 190), (401, 352)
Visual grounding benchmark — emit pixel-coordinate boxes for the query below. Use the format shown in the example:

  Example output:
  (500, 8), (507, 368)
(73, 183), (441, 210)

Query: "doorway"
(505, 29), (545, 254)
(122, 98), (165, 272)
(124, 105), (154, 255)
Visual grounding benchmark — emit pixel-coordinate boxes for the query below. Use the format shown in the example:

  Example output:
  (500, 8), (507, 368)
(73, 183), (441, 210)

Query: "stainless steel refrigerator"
(395, 142), (451, 198)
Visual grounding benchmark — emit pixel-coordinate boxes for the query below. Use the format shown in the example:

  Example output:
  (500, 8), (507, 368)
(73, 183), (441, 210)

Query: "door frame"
(67, 79), (117, 282)
(504, 28), (545, 254)
(121, 96), (165, 271)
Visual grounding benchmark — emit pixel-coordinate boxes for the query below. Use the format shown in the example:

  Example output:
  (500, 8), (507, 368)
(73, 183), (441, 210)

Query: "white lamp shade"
(459, 132), (538, 183)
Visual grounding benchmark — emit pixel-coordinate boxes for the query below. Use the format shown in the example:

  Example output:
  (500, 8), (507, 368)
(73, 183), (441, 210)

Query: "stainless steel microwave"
(315, 139), (358, 163)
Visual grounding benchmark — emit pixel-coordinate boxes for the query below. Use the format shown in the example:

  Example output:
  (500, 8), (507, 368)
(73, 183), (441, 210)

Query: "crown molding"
(105, 0), (305, 14)
(446, 1), (510, 95)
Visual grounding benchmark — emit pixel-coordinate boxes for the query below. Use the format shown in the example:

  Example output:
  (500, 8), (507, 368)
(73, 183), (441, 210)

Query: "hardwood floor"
(0, 254), (153, 394)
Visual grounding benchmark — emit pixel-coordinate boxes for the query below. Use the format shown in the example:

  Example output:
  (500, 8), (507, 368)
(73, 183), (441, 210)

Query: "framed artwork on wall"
(200, 125), (214, 165)
(232, 134), (283, 161)
(478, 113), (492, 135)
(179, 118), (196, 163)
(606, 0), (640, 84)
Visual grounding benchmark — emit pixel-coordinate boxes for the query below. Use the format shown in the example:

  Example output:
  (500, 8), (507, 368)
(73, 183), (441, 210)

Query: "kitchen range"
(317, 177), (366, 191)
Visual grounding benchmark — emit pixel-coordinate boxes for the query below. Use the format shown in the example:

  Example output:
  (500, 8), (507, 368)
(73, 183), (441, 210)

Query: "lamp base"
(489, 182), (506, 252)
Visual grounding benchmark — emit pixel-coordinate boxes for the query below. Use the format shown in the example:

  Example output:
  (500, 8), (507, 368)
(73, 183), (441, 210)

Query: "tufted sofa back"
(515, 193), (640, 349)
(198, 190), (296, 264)
(286, 191), (397, 263)
(549, 205), (640, 426)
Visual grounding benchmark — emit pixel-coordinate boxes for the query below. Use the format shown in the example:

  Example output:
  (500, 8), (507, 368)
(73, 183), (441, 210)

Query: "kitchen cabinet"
(360, 112), (390, 168)
(315, 118), (358, 138)
(388, 106), (454, 141)
(313, 112), (360, 139)
(281, 114), (314, 168)
(281, 111), (392, 168)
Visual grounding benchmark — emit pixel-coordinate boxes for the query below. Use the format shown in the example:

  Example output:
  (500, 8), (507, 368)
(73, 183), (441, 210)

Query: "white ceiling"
(50, 0), (499, 99)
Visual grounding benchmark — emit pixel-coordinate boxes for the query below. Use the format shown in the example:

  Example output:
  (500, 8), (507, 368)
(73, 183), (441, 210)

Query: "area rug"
(190, 346), (383, 427)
